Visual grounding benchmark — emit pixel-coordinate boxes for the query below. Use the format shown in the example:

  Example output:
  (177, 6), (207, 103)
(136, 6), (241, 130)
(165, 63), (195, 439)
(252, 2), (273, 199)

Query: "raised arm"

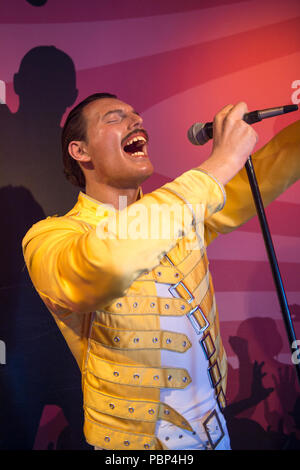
(204, 118), (300, 245)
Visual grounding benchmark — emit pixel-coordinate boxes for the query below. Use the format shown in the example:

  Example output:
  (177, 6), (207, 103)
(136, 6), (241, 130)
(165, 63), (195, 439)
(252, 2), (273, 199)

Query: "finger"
(213, 104), (234, 133)
(225, 101), (249, 122)
(216, 103), (235, 116)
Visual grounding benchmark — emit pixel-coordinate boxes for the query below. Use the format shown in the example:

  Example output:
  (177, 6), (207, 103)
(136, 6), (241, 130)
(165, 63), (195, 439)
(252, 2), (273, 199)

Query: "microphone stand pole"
(245, 155), (300, 385)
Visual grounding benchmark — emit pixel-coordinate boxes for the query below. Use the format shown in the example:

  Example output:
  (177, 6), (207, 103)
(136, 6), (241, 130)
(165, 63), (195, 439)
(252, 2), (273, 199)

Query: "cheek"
(92, 129), (122, 157)
(90, 139), (124, 175)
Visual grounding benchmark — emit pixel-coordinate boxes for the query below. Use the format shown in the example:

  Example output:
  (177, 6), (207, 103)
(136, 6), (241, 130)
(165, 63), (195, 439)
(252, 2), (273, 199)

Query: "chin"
(125, 158), (153, 185)
(137, 164), (154, 186)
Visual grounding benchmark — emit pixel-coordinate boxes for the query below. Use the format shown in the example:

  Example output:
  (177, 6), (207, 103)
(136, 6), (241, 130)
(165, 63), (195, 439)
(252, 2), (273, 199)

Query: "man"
(23, 93), (300, 450)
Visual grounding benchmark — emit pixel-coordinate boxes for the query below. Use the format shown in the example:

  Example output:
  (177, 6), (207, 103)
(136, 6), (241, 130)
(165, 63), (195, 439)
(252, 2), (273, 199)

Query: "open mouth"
(122, 131), (148, 157)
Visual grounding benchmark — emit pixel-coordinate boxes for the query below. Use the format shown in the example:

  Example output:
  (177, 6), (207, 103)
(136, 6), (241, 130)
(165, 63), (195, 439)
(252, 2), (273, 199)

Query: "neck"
(17, 102), (64, 125)
(85, 181), (140, 209)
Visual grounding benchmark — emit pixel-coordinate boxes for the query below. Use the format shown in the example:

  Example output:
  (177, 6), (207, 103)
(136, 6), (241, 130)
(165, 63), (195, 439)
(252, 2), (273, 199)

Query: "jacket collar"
(74, 187), (143, 215)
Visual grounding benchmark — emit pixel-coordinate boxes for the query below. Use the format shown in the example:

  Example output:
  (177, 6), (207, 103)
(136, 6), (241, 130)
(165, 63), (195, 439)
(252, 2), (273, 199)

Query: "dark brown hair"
(62, 92), (117, 188)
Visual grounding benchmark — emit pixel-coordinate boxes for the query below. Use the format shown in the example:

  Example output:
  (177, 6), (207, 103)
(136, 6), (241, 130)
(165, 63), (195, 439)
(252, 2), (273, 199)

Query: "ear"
(68, 141), (91, 163)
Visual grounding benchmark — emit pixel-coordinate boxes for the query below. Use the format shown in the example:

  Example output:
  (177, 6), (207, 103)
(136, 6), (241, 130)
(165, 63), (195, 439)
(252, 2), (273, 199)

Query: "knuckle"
(215, 104), (233, 119)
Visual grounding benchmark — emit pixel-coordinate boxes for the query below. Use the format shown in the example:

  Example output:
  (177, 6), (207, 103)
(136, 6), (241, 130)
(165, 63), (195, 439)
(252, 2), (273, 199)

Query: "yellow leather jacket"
(23, 121), (300, 450)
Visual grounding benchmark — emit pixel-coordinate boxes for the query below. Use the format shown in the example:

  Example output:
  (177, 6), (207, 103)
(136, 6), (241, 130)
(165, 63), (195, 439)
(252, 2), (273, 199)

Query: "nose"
(128, 112), (143, 129)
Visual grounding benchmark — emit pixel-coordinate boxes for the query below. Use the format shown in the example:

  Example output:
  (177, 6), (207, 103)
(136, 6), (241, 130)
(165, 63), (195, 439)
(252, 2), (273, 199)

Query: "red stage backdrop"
(0, 0), (300, 450)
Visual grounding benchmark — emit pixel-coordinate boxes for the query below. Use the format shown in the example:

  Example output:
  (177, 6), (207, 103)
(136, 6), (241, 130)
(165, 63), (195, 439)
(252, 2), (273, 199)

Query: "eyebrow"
(102, 108), (140, 120)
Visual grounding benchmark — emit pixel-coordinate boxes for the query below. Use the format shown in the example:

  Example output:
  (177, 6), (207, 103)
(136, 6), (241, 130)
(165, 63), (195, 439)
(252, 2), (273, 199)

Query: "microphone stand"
(245, 156), (300, 385)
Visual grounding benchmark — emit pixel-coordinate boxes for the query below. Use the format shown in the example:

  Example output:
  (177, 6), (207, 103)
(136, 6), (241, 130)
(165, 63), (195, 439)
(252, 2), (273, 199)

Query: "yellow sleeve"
(22, 168), (225, 315)
(204, 120), (300, 246)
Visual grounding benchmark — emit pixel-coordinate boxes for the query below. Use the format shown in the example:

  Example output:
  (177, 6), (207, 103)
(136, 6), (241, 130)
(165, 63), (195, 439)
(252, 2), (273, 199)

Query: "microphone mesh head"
(187, 122), (206, 145)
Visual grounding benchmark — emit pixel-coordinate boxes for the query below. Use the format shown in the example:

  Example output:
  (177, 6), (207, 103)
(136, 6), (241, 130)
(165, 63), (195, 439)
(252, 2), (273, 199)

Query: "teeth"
(131, 151), (145, 156)
(125, 135), (147, 146)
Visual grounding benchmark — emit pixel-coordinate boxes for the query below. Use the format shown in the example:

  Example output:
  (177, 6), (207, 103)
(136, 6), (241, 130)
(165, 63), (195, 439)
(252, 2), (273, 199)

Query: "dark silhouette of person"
(226, 316), (300, 442)
(0, 46), (91, 449)
(0, 46), (79, 216)
(224, 358), (300, 449)
(283, 395), (300, 449)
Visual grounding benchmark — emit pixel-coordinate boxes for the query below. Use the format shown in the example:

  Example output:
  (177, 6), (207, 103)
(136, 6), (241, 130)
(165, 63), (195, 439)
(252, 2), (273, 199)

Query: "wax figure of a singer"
(23, 93), (300, 450)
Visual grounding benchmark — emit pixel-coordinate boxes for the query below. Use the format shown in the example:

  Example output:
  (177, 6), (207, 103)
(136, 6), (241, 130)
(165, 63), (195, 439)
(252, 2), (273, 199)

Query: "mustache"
(121, 128), (149, 146)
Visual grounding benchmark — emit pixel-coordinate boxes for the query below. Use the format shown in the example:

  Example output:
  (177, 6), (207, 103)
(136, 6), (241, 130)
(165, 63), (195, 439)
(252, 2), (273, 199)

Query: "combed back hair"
(62, 92), (117, 188)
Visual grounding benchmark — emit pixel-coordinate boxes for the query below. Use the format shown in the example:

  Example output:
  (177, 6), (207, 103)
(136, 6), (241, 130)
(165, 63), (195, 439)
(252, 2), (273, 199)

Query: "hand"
(199, 102), (258, 185)
(212, 102), (259, 167)
(250, 360), (274, 404)
(272, 367), (298, 435)
(272, 366), (297, 413)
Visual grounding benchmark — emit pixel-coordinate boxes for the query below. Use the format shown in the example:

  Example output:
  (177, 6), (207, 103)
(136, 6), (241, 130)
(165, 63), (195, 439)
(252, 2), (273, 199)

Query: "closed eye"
(103, 110), (126, 124)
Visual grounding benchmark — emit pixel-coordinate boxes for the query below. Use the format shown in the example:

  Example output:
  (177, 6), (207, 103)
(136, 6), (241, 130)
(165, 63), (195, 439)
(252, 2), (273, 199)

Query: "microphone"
(187, 104), (299, 145)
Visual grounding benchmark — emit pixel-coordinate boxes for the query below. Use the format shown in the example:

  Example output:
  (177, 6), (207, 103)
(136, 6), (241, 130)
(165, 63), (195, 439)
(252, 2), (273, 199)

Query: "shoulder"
(22, 213), (91, 250)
